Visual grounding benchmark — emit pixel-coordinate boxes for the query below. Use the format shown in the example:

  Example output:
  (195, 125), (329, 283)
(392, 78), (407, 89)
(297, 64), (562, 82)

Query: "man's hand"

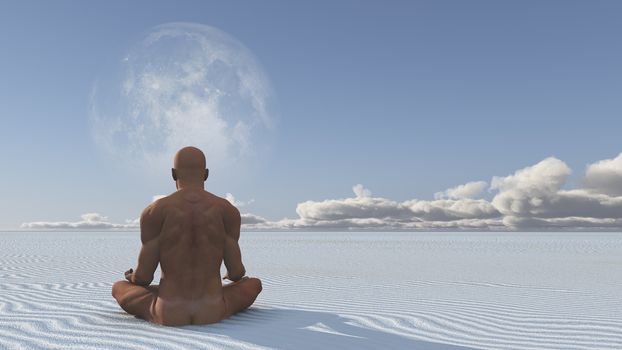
(223, 274), (249, 285)
(124, 268), (134, 283)
(223, 271), (247, 282)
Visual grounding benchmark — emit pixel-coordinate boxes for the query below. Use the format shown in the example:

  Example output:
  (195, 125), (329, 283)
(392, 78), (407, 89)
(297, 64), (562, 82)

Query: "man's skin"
(111, 146), (262, 326)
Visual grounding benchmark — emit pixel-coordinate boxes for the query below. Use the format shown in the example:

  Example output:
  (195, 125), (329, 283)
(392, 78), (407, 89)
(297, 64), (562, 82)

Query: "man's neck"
(176, 182), (205, 190)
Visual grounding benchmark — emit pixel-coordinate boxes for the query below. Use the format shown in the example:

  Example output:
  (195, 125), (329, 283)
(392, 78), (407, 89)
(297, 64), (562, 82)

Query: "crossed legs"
(111, 278), (262, 325)
(111, 281), (158, 322)
(222, 277), (263, 318)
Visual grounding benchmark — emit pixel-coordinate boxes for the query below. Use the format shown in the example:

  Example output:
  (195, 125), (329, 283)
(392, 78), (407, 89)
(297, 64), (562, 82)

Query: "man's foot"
(222, 277), (262, 318)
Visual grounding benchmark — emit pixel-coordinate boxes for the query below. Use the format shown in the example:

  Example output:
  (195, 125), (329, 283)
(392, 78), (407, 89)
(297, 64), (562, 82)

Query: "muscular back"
(112, 147), (261, 326)
(139, 188), (243, 302)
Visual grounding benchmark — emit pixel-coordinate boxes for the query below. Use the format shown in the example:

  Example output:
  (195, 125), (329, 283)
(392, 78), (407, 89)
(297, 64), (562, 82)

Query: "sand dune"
(0, 231), (620, 349)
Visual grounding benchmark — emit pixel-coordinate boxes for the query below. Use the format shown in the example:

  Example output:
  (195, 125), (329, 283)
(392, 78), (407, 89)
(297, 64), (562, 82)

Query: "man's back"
(147, 189), (237, 324)
(157, 189), (226, 300)
(111, 146), (262, 326)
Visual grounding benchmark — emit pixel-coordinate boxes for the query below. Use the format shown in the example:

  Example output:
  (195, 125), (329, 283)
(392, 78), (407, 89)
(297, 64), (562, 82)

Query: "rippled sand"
(0, 231), (621, 349)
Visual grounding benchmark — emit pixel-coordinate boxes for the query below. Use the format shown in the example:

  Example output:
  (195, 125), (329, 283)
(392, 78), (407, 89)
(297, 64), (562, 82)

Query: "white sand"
(0, 231), (621, 349)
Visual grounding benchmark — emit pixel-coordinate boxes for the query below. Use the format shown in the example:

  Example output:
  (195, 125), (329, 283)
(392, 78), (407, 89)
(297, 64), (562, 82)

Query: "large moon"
(90, 22), (277, 172)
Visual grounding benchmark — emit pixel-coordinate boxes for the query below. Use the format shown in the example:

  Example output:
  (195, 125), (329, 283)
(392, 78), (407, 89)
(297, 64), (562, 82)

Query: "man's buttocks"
(153, 295), (226, 326)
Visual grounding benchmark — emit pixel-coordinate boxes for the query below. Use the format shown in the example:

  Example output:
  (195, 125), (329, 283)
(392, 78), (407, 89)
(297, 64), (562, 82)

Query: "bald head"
(174, 146), (206, 169)
(172, 147), (208, 184)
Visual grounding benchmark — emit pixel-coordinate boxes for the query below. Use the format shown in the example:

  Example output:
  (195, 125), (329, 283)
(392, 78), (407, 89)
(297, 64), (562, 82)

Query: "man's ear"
(171, 168), (177, 181)
(204, 168), (209, 181)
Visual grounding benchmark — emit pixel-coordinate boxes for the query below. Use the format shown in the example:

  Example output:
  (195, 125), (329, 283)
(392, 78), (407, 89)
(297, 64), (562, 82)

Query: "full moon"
(90, 22), (277, 171)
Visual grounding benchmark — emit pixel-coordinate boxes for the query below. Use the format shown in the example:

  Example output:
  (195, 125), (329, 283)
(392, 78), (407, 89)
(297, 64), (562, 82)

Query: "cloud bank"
(241, 153), (622, 231)
(21, 213), (138, 230)
(21, 153), (622, 231)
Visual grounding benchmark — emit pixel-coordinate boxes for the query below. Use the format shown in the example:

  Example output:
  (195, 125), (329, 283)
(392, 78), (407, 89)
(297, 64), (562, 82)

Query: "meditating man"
(112, 146), (262, 326)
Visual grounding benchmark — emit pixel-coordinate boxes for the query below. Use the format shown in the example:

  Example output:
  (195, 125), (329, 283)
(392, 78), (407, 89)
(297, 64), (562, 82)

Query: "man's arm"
(222, 203), (246, 282)
(127, 204), (161, 286)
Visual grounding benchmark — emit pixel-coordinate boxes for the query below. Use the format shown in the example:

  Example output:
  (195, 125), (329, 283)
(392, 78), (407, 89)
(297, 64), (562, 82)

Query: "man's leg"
(111, 281), (158, 322)
(222, 277), (262, 318)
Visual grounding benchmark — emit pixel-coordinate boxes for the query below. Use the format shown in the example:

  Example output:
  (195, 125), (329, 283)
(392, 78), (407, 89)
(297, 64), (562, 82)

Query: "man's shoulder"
(140, 199), (166, 243)
(147, 190), (236, 216)
(204, 192), (236, 211)
(142, 192), (179, 222)
(142, 198), (166, 218)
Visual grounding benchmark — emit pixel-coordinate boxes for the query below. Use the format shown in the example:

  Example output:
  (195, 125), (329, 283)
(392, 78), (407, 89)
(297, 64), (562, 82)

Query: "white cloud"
(240, 213), (269, 225)
(21, 153), (622, 231)
(352, 184), (372, 199)
(490, 157), (571, 217)
(434, 181), (488, 200)
(225, 193), (255, 207)
(582, 152), (622, 196)
(295, 185), (412, 222)
(489, 157), (622, 229)
(241, 184), (502, 231)
(242, 155), (622, 231)
(21, 213), (138, 230)
(404, 198), (500, 221)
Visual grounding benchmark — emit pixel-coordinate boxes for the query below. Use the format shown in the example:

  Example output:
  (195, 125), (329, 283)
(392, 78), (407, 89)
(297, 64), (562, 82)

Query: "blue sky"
(2, 1), (622, 230)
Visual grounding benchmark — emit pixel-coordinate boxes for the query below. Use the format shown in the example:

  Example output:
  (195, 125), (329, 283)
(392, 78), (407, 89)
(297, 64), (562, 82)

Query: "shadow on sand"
(182, 307), (476, 350)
